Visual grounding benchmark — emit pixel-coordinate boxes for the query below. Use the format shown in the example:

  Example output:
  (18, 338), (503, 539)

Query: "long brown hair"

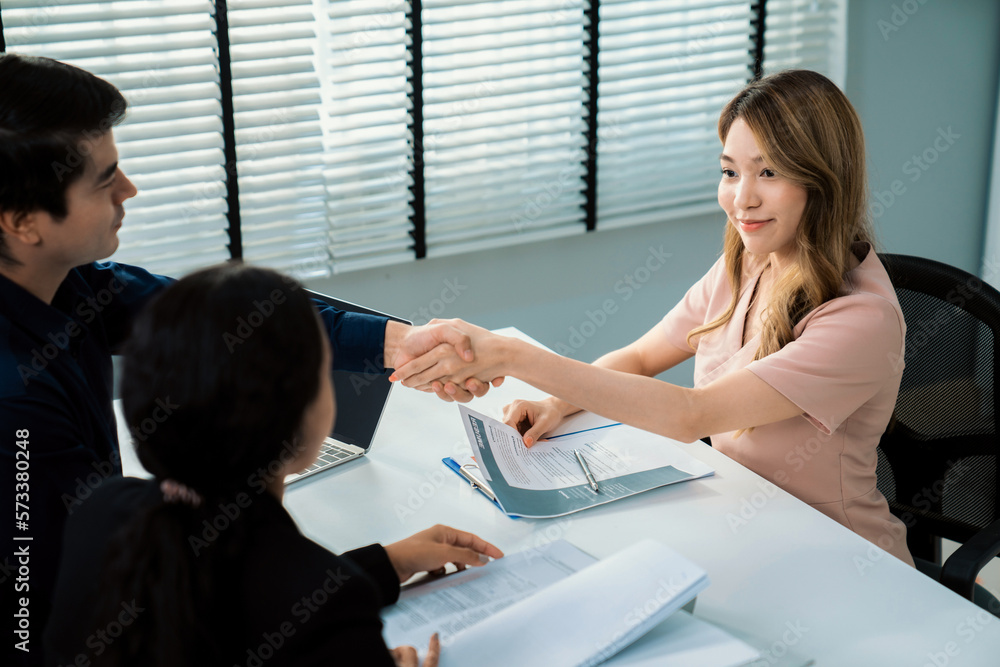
(687, 69), (875, 361)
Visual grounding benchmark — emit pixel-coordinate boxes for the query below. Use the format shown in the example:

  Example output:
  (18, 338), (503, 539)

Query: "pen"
(573, 449), (599, 493)
(458, 465), (498, 503)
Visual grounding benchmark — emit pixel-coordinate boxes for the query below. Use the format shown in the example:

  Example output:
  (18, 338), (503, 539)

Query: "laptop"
(284, 290), (410, 485)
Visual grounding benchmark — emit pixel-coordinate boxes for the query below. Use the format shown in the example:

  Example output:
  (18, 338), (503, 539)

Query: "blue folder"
(441, 456), (520, 518)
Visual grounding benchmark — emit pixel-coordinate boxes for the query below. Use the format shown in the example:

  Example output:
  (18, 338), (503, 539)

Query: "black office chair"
(876, 253), (1000, 617)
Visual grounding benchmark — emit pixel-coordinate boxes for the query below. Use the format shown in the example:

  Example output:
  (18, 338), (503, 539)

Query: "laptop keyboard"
(285, 439), (363, 484)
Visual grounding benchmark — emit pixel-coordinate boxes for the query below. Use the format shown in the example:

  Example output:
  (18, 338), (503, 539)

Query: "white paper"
(438, 539), (710, 667)
(462, 406), (712, 492)
(603, 610), (761, 667)
(381, 540), (596, 649)
(544, 411), (621, 439)
(384, 539), (759, 667)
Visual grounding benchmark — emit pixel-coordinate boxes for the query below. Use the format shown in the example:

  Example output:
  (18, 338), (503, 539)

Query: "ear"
(0, 209), (44, 247)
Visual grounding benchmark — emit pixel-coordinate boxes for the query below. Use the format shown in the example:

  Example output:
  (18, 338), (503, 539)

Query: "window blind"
(2, 0), (230, 277)
(227, 0), (329, 277)
(317, 0), (415, 274)
(764, 0), (845, 84)
(3, 1), (847, 277)
(596, 0), (754, 231)
(764, 0), (847, 87)
(228, 0), (417, 277)
(420, 0), (590, 257)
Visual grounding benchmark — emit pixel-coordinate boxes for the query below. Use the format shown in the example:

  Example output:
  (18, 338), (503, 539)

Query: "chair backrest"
(877, 253), (1000, 550)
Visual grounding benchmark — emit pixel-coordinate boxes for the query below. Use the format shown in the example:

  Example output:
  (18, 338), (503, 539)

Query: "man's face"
(37, 130), (137, 267)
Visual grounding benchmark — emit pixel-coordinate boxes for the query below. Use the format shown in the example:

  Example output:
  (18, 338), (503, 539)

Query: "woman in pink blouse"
(392, 69), (914, 566)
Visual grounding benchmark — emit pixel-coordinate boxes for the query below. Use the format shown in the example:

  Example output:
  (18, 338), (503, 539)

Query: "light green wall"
(845, 0), (1000, 273)
(306, 0), (1000, 386)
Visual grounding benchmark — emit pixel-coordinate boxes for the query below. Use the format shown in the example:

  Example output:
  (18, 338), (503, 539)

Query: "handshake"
(388, 318), (510, 403)
(388, 318), (578, 448)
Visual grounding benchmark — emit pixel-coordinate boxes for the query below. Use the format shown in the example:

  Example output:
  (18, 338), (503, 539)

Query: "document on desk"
(382, 539), (595, 648)
(381, 539), (759, 667)
(457, 406), (714, 518)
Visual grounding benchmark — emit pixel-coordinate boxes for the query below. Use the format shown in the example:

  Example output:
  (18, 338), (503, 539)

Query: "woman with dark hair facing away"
(392, 69), (915, 567)
(43, 263), (502, 667)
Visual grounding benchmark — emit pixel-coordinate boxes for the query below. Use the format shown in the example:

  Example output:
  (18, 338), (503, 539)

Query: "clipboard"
(442, 457), (520, 518)
(458, 406), (715, 519)
(441, 416), (627, 520)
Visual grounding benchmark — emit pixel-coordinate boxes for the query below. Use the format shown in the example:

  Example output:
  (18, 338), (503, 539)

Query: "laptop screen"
(308, 291), (410, 451)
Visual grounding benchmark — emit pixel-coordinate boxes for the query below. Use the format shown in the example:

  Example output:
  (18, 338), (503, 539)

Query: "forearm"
(313, 300), (389, 372)
(591, 345), (648, 375)
(542, 345), (648, 419)
(499, 338), (700, 442)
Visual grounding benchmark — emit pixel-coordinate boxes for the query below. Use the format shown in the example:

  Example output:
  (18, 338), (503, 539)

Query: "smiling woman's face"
(718, 118), (809, 271)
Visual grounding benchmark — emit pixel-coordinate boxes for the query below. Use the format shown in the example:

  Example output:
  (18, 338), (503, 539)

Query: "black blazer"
(44, 476), (401, 666)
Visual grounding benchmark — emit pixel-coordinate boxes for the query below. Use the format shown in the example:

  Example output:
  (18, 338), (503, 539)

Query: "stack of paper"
(381, 539), (760, 667)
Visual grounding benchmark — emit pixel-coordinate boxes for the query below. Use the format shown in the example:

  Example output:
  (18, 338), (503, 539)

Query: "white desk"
(118, 328), (1000, 665)
(283, 329), (1000, 666)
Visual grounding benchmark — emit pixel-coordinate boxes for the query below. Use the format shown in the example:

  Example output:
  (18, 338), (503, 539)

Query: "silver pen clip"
(459, 464), (497, 503)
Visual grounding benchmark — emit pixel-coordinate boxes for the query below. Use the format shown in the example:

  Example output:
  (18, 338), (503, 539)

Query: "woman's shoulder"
(842, 243), (898, 301)
(803, 246), (904, 340)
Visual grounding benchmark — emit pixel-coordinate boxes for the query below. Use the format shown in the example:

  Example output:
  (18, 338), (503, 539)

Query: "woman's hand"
(390, 319), (510, 393)
(391, 633), (440, 667)
(384, 525), (504, 583)
(503, 397), (574, 448)
(386, 320), (505, 403)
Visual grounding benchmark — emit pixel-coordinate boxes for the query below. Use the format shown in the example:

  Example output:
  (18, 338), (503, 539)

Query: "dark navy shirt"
(0, 261), (387, 666)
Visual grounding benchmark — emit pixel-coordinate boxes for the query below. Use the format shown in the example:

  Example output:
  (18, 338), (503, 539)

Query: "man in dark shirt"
(0, 53), (492, 666)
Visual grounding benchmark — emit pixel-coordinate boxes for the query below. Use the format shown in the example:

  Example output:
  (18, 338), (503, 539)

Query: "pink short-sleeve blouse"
(661, 243), (914, 566)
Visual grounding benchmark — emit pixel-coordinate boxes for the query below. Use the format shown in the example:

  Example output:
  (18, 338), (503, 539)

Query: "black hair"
(90, 263), (326, 665)
(0, 53), (127, 263)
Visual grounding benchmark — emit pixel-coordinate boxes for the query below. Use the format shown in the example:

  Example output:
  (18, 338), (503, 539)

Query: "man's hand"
(385, 319), (474, 370)
(383, 524), (504, 583)
(384, 320), (477, 401)
(390, 318), (508, 388)
(386, 319), (506, 402)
